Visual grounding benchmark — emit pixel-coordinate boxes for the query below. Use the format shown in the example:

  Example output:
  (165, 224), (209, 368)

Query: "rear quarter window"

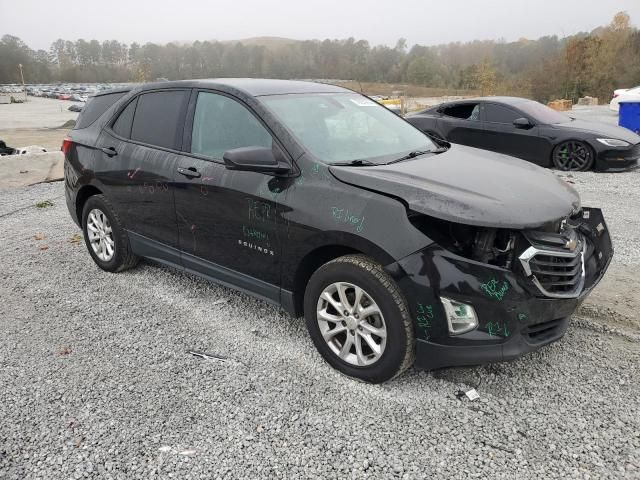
(74, 92), (127, 129)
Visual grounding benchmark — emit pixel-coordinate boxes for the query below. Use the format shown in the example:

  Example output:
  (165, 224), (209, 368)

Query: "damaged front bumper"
(387, 207), (613, 370)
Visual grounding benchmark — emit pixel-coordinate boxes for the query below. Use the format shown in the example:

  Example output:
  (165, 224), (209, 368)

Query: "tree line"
(1, 12), (638, 103)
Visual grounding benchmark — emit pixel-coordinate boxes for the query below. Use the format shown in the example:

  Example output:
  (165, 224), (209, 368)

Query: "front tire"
(552, 140), (594, 171)
(304, 255), (415, 383)
(81, 194), (139, 272)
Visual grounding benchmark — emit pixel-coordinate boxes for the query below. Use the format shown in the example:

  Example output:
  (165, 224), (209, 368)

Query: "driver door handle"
(101, 146), (117, 157)
(177, 167), (201, 178)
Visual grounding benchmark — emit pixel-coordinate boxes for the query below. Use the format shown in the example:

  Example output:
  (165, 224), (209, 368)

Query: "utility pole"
(18, 64), (27, 101)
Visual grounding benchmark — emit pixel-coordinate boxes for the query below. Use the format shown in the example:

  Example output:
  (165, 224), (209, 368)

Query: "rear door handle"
(101, 146), (117, 157)
(177, 167), (201, 178)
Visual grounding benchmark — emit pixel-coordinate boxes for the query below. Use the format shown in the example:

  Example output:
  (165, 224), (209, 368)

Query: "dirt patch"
(579, 264), (640, 330)
(0, 129), (69, 151)
(58, 120), (76, 129)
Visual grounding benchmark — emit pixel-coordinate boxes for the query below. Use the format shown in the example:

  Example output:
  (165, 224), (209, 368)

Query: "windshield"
(260, 93), (435, 164)
(517, 100), (571, 124)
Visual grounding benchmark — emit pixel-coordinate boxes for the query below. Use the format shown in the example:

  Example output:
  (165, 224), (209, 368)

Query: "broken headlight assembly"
(408, 212), (517, 269)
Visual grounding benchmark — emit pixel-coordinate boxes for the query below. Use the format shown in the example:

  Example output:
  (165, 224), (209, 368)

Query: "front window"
(260, 93), (435, 164)
(191, 92), (273, 160)
(484, 104), (521, 124)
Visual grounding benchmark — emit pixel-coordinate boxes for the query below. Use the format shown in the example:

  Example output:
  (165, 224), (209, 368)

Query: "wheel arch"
(288, 233), (396, 317)
(76, 185), (103, 226)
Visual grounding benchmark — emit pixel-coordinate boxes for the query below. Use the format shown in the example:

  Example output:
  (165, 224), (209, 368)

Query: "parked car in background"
(406, 97), (640, 171)
(610, 86), (640, 112)
(68, 104), (83, 112)
(63, 79), (612, 383)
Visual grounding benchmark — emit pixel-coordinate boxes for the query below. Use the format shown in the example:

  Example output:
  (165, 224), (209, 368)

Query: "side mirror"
(223, 146), (290, 174)
(513, 117), (533, 129)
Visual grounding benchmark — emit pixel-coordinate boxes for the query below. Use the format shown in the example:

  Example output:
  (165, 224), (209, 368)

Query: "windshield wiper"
(386, 147), (447, 165)
(329, 159), (375, 166)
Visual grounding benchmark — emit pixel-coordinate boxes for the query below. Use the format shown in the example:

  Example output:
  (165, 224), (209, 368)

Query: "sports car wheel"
(552, 141), (594, 171)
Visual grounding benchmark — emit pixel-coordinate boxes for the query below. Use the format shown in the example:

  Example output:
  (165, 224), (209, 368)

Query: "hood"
(329, 145), (581, 229)
(558, 119), (640, 144)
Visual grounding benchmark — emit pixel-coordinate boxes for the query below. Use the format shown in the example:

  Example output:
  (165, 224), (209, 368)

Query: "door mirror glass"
(223, 146), (290, 173)
(513, 117), (533, 129)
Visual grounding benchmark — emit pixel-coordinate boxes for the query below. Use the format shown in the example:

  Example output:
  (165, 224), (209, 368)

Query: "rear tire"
(81, 194), (139, 273)
(304, 254), (415, 383)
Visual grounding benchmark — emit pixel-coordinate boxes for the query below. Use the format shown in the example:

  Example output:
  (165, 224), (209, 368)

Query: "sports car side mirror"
(513, 117), (533, 129)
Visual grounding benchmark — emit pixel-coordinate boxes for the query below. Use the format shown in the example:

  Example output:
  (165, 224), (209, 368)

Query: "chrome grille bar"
(519, 239), (585, 299)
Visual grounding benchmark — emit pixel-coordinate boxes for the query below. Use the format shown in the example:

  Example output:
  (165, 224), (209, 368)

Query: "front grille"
(519, 239), (585, 298)
(523, 318), (564, 344)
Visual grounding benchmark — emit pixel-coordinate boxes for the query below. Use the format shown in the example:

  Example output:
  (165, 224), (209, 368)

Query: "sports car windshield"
(518, 101), (572, 124)
(260, 93), (435, 164)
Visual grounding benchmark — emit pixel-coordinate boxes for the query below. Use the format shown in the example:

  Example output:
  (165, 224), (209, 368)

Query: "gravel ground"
(1, 179), (639, 480)
(555, 168), (640, 267)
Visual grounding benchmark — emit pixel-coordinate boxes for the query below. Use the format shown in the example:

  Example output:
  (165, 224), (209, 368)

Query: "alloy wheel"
(554, 141), (592, 171)
(86, 208), (115, 262)
(316, 282), (387, 366)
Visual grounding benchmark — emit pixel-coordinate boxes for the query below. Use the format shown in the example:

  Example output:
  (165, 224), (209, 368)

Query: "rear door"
(96, 89), (189, 262)
(481, 103), (547, 164)
(437, 102), (484, 146)
(173, 90), (289, 302)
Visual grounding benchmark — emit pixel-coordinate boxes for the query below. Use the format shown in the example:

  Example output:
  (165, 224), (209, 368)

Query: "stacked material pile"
(547, 99), (573, 111)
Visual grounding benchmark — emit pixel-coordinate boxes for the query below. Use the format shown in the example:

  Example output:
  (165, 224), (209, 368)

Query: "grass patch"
(68, 233), (82, 244)
(58, 119), (76, 129)
(35, 200), (54, 209)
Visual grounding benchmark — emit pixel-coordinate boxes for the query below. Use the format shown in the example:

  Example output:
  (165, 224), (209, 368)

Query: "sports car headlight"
(596, 138), (631, 147)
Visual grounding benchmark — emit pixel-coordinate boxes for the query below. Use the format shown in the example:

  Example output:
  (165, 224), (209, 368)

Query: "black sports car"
(406, 97), (640, 172)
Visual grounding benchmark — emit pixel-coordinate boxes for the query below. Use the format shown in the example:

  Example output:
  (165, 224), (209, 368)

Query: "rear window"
(130, 91), (188, 150)
(74, 92), (126, 129)
(442, 103), (480, 121)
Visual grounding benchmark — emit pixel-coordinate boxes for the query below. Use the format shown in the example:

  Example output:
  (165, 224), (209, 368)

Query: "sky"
(4, 0), (640, 51)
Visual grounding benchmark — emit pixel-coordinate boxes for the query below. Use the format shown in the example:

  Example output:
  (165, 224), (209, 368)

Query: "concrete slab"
(0, 151), (64, 189)
(0, 96), (78, 130)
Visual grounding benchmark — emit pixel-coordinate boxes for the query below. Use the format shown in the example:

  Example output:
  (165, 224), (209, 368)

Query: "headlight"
(596, 138), (630, 147)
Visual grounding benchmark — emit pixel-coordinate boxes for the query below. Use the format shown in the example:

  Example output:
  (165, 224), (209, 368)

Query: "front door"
(173, 90), (288, 303)
(481, 103), (547, 164)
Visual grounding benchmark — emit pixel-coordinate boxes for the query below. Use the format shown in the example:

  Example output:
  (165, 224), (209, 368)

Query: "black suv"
(64, 79), (613, 383)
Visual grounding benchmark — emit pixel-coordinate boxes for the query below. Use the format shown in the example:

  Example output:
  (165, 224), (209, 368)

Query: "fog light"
(440, 297), (478, 335)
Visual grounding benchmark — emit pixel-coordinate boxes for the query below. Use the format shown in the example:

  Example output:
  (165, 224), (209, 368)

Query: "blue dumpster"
(618, 100), (640, 134)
